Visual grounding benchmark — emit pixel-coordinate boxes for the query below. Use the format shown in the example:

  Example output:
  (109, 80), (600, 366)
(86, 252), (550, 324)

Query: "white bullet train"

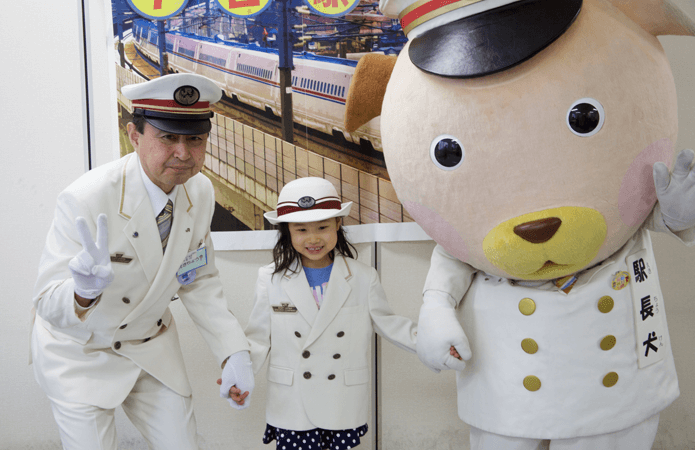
(131, 20), (382, 151)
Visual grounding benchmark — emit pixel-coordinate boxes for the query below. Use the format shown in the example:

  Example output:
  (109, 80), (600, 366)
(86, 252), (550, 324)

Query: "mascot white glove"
(417, 290), (471, 373)
(68, 214), (114, 299)
(220, 351), (255, 410)
(654, 149), (695, 232)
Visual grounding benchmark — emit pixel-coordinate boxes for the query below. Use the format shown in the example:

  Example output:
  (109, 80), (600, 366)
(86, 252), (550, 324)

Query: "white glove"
(220, 351), (255, 410)
(417, 291), (471, 373)
(654, 149), (695, 232)
(68, 214), (114, 299)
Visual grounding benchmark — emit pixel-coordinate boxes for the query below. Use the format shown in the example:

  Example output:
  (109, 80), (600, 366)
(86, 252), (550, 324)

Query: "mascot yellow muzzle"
(483, 207), (606, 280)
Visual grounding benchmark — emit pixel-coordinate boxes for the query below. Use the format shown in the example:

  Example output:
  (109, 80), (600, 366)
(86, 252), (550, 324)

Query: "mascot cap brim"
(408, 0), (582, 78)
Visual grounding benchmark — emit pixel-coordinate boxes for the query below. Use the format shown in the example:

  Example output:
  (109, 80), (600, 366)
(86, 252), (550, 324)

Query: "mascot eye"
(567, 98), (605, 137)
(430, 135), (465, 170)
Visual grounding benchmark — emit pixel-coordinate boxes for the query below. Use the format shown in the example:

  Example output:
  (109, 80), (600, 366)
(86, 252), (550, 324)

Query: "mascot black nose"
(514, 218), (562, 244)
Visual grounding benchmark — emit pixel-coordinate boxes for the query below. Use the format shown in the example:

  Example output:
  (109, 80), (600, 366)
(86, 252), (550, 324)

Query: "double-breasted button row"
(302, 351), (340, 363)
(295, 331), (344, 338)
(518, 298), (540, 391)
(518, 295), (621, 391)
(114, 335), (155, 348)
(303, 371), (336, 381)
(299, 331), (344, 382)
(118, 318), (163, 332)
(597, 296), (618, 387)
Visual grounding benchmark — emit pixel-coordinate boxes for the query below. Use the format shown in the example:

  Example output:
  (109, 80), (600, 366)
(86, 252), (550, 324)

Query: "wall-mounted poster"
(113, 0), (415, 240)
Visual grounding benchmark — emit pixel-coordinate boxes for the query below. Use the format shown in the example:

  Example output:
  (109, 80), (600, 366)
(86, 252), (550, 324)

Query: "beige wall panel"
(377, 241), (468, 449)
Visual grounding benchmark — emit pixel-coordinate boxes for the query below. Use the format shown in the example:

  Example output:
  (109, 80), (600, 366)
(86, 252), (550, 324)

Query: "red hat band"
(277, 196), (342, 217)
(400, 0), (484, 35)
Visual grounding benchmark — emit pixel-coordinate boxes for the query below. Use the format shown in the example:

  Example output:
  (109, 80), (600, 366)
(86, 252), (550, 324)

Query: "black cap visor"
(135, 108), (213, 135)
(408, 0), (582, 78)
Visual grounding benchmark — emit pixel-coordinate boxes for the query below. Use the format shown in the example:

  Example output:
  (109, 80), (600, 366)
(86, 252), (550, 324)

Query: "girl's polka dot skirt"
(263, 424), (368, 450)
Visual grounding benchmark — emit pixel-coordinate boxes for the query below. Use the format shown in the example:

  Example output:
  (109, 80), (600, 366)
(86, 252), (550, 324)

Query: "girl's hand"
(216, 378), (249, 406)
(450, 346), (462, 360)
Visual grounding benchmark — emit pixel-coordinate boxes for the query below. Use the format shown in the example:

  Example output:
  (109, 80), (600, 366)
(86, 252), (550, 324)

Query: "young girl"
(243, 177), (418, 450)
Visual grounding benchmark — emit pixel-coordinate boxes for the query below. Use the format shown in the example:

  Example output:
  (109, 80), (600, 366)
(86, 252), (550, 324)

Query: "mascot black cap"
(381, 0), (582, 78)
(121, 73), (222, 135)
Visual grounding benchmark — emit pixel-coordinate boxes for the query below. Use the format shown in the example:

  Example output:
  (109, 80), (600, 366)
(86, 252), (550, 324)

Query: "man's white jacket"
(31, 153), (249, 409)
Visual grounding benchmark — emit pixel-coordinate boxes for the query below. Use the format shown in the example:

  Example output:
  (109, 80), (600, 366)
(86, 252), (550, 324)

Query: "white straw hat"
(265, 177), (352, 225)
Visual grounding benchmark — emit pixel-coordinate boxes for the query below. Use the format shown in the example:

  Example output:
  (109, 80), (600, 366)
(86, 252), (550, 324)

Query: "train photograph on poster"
(113, 0), (412, 231)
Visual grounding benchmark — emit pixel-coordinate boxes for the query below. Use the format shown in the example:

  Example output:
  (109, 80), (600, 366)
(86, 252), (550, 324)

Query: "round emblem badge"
(611, 271), (630, 290)
(174, 85), (200, 106)
(298, 196), (316, 209)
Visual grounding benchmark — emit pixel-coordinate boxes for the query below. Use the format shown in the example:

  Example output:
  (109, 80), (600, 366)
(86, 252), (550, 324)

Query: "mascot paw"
(655, 149), (695, 232)
(417, 292), (471, 373)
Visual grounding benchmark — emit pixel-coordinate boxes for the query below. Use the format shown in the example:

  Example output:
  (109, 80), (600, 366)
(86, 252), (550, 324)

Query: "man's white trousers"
(48, 369), (199, 450)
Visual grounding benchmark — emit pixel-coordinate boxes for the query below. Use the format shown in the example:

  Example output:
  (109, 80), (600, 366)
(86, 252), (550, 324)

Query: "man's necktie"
(157, 200), (173, 253)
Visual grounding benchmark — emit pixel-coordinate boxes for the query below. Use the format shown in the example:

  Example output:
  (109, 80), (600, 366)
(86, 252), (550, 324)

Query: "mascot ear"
(344, 54), (397, 132)
(609, 0), (695, 36)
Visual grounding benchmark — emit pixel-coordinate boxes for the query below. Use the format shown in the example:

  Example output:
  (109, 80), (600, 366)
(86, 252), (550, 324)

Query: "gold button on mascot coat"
(345, 0), (695, 448)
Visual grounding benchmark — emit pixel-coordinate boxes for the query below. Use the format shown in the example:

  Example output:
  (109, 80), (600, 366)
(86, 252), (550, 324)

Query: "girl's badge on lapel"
(177, 246), (208, 285)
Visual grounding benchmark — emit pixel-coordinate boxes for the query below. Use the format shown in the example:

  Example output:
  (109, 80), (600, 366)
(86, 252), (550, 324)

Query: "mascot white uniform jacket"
(31, 153), (249, 409)
(425, 210), (695, 438)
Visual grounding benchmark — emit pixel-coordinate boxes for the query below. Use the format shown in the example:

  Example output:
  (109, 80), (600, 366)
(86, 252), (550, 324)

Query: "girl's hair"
(272, 220), (358, 275)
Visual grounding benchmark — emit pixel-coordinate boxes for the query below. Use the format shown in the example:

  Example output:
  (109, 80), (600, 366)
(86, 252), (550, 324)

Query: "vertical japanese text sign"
(127, 0), (190, 20)
(627, 249), (668, 369)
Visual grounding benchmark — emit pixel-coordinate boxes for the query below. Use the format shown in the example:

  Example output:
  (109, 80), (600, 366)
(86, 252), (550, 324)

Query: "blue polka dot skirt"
(263, 424), (368, 450)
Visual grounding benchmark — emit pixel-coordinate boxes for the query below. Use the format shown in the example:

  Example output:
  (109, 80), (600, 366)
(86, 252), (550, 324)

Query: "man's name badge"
(272, 302), (298, 313)
(627, 249), (667, 369)
(177, 246), (208, 285)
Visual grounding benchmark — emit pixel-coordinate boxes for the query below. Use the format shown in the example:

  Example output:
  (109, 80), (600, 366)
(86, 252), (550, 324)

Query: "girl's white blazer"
(245, 254), (417, 431)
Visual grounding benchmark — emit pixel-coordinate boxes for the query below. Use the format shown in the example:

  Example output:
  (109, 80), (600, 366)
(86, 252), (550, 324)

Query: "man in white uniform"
(31, 73), (254, 449)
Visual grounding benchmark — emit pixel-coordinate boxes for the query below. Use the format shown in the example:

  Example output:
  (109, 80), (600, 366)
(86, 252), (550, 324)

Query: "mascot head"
(346, 0), (695, 280)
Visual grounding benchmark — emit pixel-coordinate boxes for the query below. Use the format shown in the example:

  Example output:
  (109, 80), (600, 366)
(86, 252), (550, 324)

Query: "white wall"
(1, 0), (91, 447)
(2, 3), (695, 450)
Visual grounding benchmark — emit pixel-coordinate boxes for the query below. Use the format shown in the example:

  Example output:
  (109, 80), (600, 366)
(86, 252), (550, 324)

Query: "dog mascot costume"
(345, 0), (695, 448)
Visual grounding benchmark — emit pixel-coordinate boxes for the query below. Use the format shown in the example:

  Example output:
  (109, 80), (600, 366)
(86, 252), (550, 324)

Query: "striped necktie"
(157, 200), (173, 253)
